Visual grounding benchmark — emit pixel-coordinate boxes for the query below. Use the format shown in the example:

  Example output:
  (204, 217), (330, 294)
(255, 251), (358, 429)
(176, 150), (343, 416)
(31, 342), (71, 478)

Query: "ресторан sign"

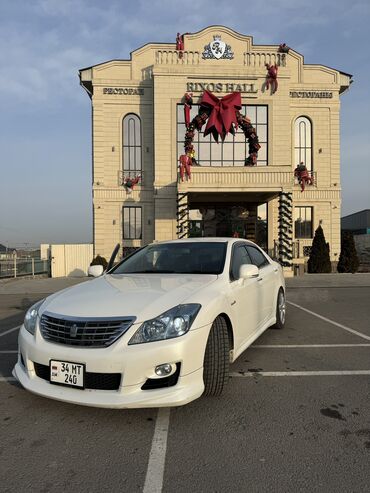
(290, 91), (333, 98)
(103, 87), (144, 95)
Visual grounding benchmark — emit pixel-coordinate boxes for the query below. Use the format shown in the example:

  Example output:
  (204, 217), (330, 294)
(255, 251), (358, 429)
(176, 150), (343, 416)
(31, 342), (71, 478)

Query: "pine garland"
(183, 100), (260, 166)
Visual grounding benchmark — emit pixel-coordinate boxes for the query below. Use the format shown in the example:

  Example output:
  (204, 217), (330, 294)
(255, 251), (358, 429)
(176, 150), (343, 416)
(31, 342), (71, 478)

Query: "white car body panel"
(13, 238), (285, 408)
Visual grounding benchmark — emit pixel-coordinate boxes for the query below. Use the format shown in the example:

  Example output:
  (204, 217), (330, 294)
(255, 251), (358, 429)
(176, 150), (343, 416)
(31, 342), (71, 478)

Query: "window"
(123, 207), (142, 240)
(294, 116), (312, 172)
(177, 104), (268, 166)
(294, 207), (313, 239)
(123, 114), (142, 175)
(246, 246), (269, 268)
(230, 245), (252, 280)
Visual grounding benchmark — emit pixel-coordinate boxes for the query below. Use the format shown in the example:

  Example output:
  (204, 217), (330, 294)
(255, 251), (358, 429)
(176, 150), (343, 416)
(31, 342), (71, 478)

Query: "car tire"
(271, 288), (286, 330)
(203, 316), (230, 396)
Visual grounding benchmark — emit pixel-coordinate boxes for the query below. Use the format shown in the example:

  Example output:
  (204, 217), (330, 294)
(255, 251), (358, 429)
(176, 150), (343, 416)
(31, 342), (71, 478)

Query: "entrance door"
(188, 203), (268, 249)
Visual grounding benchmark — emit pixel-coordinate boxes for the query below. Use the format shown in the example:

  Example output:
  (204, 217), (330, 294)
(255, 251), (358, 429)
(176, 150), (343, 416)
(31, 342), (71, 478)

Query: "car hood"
(40, 274), (217, 323)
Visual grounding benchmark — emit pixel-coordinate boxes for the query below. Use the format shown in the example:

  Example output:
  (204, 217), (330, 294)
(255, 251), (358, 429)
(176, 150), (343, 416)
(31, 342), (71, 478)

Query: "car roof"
(151, 238), (257, 246)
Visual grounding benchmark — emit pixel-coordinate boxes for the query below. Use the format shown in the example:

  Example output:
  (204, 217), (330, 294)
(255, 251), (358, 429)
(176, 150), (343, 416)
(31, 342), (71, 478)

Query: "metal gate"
(50, 244), (93, 278)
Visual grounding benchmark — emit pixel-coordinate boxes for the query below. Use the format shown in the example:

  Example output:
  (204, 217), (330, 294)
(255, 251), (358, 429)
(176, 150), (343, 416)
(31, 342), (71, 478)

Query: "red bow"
(200, 90), (242, 142)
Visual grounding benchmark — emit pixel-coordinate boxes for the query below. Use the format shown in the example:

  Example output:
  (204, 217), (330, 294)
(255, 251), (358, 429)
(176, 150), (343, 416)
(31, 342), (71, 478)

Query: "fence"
(0, 258), (50, 279)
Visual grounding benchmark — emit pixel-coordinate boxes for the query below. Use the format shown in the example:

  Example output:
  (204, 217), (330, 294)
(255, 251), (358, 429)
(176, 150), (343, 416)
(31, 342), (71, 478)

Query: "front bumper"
(14, 323), (211, 409)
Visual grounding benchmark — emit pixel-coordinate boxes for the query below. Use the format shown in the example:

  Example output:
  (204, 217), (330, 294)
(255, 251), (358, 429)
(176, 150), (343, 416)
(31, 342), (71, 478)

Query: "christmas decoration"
(176, 33), (184, 58)
(265, 63), (278, 94)
(122, 174), (141, 193)
(183, 92), (193, 126)
(337, 231), (359, 273)
(181, 90), (260, 168)
(278, 43), (290, 54)
(179, 154), (192, 181)
(307, 225), (332, 273)
(294, 162), (314, 192)
(235, 111), (261, 166)
(278, 192), (293, 267)
(200, 90), (241, 142)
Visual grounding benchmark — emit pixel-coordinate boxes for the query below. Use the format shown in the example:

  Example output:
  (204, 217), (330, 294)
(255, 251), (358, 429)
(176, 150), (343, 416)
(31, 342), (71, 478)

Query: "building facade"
(79, 26), (352, 273)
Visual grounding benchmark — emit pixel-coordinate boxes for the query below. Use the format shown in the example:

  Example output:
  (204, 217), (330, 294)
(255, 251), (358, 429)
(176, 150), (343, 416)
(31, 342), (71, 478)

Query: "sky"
(0, 0), (369, 247)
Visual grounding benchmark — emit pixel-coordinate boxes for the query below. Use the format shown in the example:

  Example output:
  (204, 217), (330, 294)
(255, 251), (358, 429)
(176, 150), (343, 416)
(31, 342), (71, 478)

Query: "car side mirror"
(239, 264), (259, 279)
(88, 265), (104, 277)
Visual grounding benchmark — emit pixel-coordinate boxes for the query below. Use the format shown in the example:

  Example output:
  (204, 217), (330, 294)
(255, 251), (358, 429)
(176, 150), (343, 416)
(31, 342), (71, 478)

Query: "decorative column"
(278, 192), (293, 267)
(177, 192), (189, 238)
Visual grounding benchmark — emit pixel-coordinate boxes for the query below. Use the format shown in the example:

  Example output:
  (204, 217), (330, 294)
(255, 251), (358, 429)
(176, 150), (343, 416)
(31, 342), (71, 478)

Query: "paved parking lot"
(1, 275), (369, 492)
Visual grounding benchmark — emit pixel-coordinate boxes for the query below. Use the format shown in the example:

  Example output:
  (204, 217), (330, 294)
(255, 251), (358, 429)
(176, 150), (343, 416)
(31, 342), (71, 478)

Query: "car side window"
(230, 245), (252, 281)
(246, 246), (269, 269)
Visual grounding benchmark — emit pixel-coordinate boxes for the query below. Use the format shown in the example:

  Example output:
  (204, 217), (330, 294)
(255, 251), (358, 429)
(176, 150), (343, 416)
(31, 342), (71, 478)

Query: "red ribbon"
(200, 90), (242, 142)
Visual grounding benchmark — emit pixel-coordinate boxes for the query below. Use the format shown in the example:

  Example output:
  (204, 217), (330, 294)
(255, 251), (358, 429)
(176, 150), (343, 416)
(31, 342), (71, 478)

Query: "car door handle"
(257, 277), (263, 282)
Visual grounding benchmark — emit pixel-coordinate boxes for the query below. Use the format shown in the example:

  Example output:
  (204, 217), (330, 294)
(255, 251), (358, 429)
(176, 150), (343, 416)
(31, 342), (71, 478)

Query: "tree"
(307, 225), (332, 273)
(337, 231), (359, 273)
(90, 254), (108, 270)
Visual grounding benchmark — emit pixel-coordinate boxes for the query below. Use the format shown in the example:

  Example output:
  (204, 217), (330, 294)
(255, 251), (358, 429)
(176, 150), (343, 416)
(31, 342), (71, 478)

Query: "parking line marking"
(143, 408), (170, 493)
(287, 301), (370, 341)
(231, 370), (370, 377)
(0, 377), (17, 382)
(0, 350), (18, 353)
(252, 344), (370, 348)
(0, 325), (21, 338)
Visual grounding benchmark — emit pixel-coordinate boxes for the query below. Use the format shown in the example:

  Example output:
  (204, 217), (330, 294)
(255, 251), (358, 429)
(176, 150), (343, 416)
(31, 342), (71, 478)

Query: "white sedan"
(13, 238), (285, 408)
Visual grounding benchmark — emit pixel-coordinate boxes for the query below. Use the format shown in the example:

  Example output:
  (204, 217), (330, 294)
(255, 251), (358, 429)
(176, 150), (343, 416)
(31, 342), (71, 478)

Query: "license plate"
(50, 360), (85, 389)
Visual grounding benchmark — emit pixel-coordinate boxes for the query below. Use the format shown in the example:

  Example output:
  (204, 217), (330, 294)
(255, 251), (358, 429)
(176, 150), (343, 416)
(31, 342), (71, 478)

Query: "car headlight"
(24, 299), (45, 335)
(128, 304), (201, 345)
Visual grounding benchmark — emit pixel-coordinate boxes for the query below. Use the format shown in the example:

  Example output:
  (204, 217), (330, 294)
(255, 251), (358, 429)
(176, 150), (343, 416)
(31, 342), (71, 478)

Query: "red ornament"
(184, 92), (193, 126)
(294, 163), (314, 192)
(278, 43), (290, 54)
(176, 33), (184, 58)
(123, 174), (141, 193)
(265, 63), (278, 94)
(179, 154), (192, 181)
(200, 90), (242, 142)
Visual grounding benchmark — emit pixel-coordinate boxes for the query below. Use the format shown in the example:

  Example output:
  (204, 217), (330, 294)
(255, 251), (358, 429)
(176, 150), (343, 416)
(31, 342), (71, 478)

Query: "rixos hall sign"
(186, 82), (257, 94)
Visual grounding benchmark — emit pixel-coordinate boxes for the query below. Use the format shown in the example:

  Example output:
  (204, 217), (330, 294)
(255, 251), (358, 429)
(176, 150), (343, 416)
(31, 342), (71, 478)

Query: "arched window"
(122, 114), (142, 175)
(294, 116), (312, 171)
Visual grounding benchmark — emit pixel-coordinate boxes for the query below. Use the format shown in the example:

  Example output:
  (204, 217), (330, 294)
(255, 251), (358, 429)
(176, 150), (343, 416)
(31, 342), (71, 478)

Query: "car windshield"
(111, 242), (227, 275)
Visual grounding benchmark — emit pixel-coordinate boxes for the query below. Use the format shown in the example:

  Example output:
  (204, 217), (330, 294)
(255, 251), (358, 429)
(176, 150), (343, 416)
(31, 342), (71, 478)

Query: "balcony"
(178, 166), (293, 192)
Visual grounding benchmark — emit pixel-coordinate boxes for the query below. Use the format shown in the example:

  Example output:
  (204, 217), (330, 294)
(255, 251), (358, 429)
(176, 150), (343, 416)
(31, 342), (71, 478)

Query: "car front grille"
(33, 362), (122, 390)
(39, 312), (136, 348)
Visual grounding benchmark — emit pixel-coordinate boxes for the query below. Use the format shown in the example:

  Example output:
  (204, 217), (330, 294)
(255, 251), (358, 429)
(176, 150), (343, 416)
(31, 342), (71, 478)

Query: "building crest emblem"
(202, 35), (234, 60)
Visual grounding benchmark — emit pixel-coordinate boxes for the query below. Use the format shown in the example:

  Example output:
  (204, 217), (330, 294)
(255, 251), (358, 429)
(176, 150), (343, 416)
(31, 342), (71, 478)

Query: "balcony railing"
(156, 50), (201, 65)
(155, 50), (287, 67)
(178, 167), (293, 190)
(244, 52), (287, 67)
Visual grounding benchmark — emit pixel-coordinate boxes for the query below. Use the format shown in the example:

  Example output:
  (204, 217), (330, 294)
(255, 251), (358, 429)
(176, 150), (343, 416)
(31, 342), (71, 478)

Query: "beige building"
(79, 26), (352, 273)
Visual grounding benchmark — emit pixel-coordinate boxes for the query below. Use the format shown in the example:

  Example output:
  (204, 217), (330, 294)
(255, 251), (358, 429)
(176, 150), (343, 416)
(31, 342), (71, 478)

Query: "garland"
(182, 90), (260, 167)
